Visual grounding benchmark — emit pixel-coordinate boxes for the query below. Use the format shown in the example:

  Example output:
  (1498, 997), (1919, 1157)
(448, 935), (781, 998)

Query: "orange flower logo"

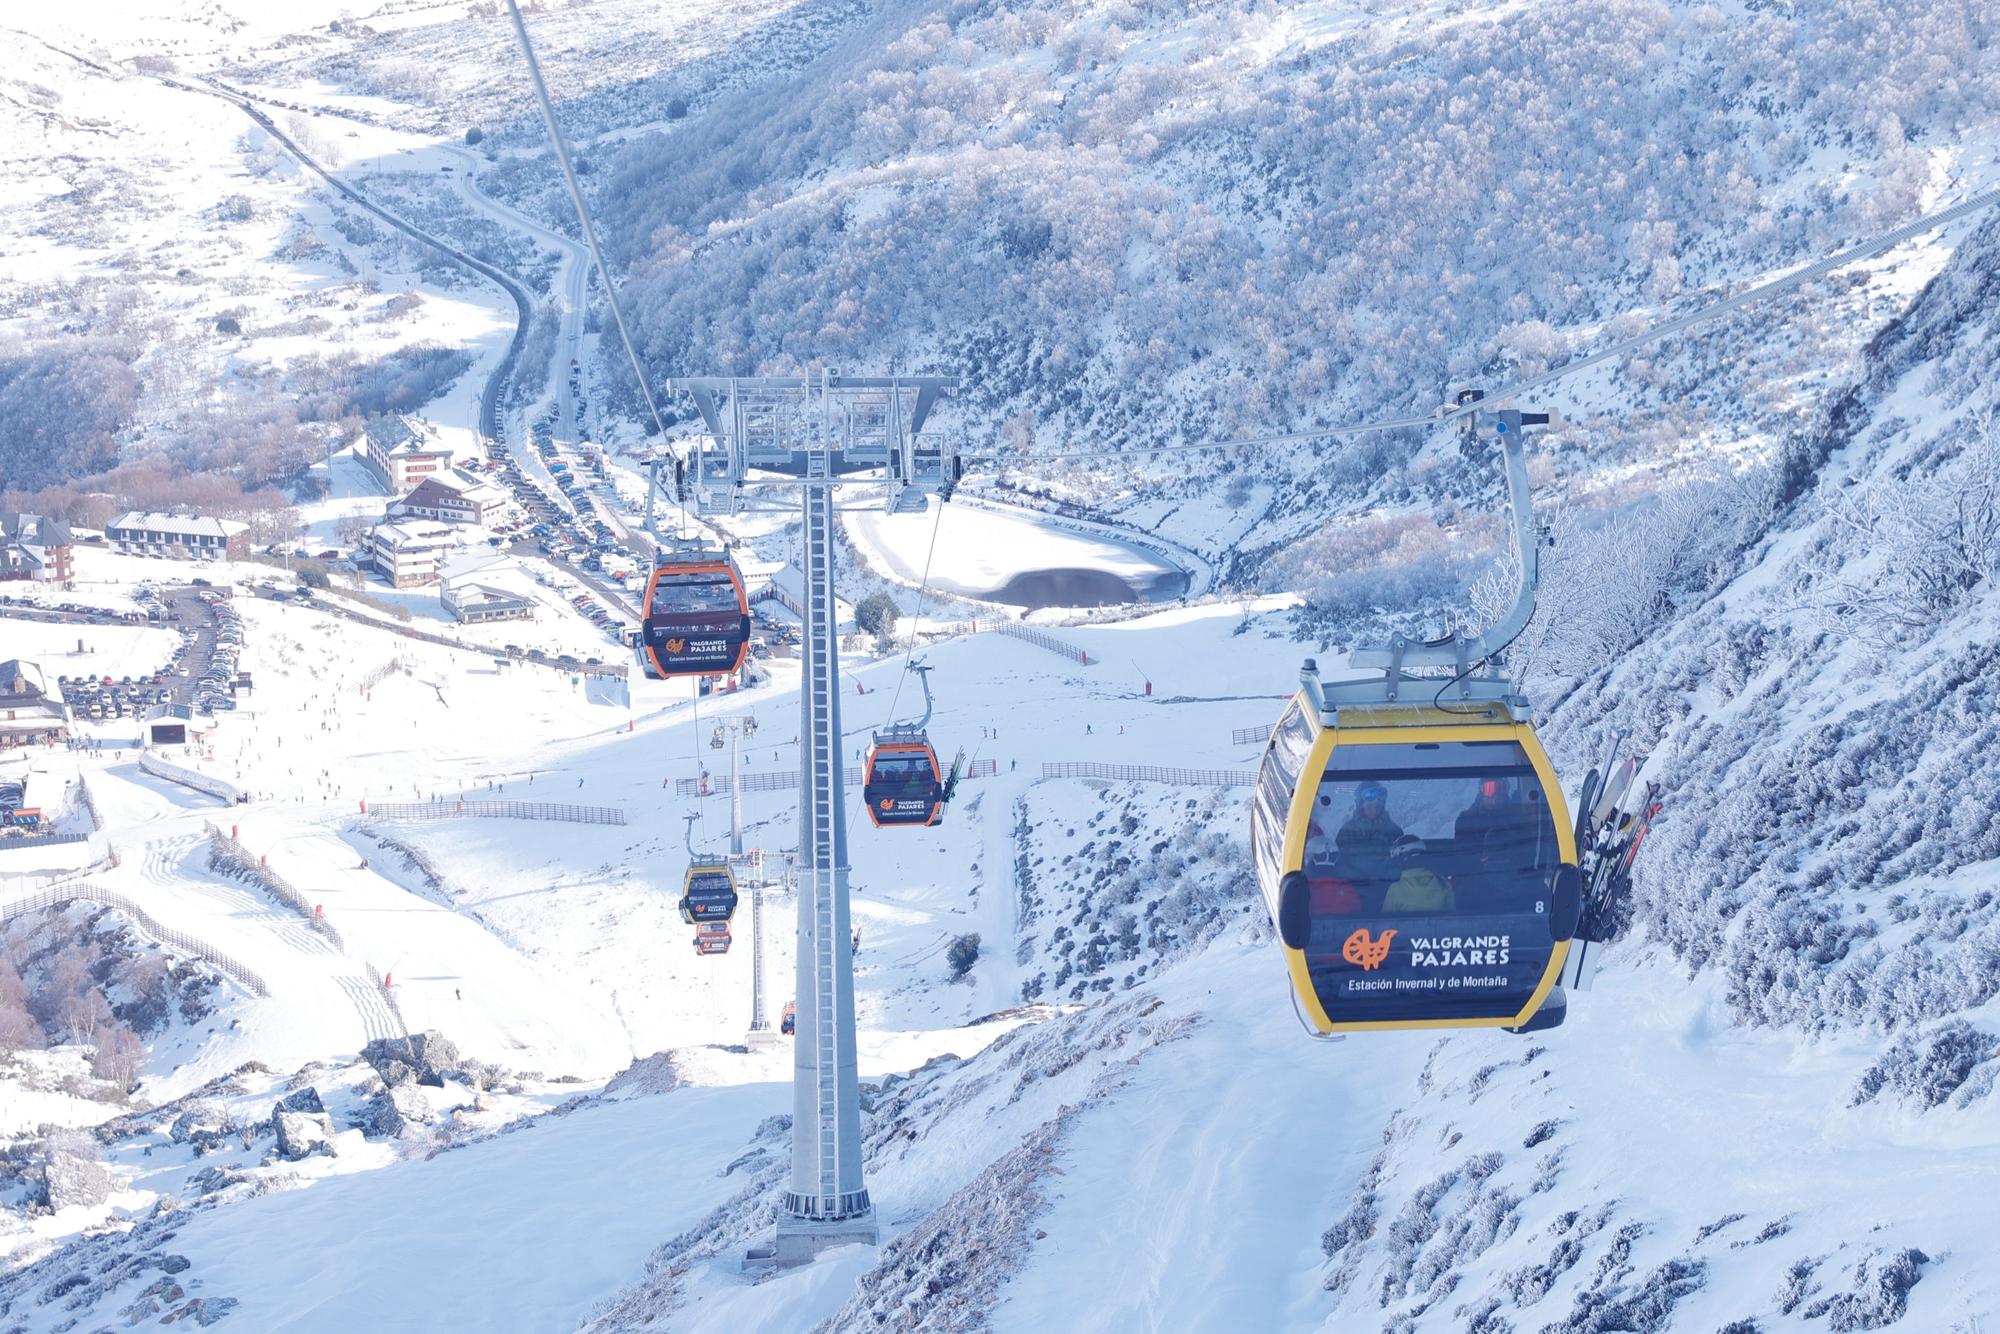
(1342, 928), (1398, 971)
(665, 638), (687, 654)
(879, 797), (895, 811)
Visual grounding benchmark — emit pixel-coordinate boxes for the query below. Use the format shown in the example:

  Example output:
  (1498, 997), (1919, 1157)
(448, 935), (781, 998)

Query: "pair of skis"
(941, 747), (969, 804)
(1563, 731), (1663, 992)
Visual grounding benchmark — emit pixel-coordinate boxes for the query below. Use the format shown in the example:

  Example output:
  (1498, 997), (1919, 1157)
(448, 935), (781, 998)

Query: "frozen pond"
(845, 503), (1189, 609)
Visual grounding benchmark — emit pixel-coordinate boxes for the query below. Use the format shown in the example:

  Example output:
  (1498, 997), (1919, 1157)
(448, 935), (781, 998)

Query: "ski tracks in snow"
(122, 829), (395, 1052)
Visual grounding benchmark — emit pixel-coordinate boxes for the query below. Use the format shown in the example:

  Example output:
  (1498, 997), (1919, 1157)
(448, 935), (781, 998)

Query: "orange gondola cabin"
(862, 739), (947, 828)
(641, 554), (750, 679)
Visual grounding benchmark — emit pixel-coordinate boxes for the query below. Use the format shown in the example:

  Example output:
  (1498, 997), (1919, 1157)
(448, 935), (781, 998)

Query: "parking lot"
(54, 583), (243, 724)
(480, 405), (649, 631)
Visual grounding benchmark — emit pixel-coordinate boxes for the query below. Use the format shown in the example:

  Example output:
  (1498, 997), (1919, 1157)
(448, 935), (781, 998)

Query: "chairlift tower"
(711, 712), (777, 1049)
(668, 370), (961, 1269)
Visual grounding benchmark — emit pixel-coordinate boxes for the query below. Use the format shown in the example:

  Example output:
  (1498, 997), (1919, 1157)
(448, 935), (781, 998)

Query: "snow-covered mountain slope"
(9, 424), (1997, 1331)
(575, 0), (2000, 524)
(4, 3), (2000, 1331)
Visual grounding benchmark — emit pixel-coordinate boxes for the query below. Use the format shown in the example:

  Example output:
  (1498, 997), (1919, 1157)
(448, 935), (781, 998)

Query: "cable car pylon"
(668, 371), (960, 1269)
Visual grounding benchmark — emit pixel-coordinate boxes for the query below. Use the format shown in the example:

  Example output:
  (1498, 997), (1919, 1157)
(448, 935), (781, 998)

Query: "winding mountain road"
(159, 75), (536, 447)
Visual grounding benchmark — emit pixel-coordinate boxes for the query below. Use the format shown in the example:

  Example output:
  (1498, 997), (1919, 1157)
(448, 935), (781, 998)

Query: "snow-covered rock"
(271, 1109), (336, 1161)
(278, 1086), (325, 1115)
(601, 1051), (679, 1100)
(36, 1151), (113, 1213)
(361, 1085), (435, 1140)
(362, 1031), (461, 1088)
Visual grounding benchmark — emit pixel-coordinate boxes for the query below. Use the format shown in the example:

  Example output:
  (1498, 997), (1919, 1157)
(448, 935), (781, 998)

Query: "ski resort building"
(105, 512), (249, 562)
(0, 513), (75, 584)
(0, 659), (67, 749)
(761, 562), (855, 632)
(438, 554), (535, 622)
(361, 415), (455, 492)
(389, 470), (510, 526)
(367, 519), (458, 588)
(442, 578), (534, 623)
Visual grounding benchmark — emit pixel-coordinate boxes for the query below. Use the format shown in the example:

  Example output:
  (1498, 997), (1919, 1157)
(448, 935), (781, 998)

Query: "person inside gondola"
(1303, 835), (1360, 915)
(1334, 781), (1403, 898)
(872, 751), (940, 801)
(1382, 836), (1454, 913)
(1455, 778), (1516, 845)
(1453, 780), (1541, 913)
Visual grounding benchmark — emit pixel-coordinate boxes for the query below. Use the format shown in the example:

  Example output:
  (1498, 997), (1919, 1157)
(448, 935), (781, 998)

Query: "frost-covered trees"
(0, 339), (140, 490)
(0, 957), (40, 1054)
(1805, 423), (2000, 642)
(855, 590), (901, 644)
(586, 0), (1998, 460)
(1468, 473), (1771, 690)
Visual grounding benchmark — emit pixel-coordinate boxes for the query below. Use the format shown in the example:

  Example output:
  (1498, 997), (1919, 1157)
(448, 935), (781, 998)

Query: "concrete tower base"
(744, 1213), (880, 1271)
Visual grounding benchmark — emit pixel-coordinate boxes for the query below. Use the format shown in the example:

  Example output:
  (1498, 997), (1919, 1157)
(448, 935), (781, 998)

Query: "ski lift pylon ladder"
(661, 371), (960, 1252)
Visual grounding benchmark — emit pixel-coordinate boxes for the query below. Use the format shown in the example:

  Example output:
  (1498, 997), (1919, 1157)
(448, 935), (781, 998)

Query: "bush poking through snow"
(1803, 1248), (1929, 1332)
(855, 589), (900, 643)
(1849, 1020), (1997, 1109)
(946, 932), (980, 981)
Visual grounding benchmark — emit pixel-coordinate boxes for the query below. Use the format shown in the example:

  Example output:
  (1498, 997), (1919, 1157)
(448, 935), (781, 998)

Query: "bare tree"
(90, 1019), (145, 1090)
(0, 957), (41, 1054)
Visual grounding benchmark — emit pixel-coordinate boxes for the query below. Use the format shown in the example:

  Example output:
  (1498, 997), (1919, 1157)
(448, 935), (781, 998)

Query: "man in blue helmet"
(1331, 781), (1403, 904)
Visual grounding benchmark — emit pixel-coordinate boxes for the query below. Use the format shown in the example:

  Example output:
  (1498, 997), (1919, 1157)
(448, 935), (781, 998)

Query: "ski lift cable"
(847, 500), (946, 846)
(502, 0), (676, 506)
(1002, 185), (2000, 466)
(884, 496), (948, 732)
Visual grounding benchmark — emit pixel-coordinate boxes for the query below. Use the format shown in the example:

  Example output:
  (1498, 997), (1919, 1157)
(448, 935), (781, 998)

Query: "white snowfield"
(6, 565), (1993, 1331)
(844, 501), (1187, 603)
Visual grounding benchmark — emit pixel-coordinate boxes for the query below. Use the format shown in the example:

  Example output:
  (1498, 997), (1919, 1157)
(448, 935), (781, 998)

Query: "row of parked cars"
(54, 585), (184, 719)
(491, 416), (644, 643)
(0, 592), (146, 624)
(568, 591), (622, 638)
(191, 592), (244, 715)
(57, 671), (173, 720)
(499, 643), (605, 669)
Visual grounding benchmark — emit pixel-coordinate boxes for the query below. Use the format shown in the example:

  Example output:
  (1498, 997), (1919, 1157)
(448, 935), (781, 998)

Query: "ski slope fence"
(140, 753), (242, 804)
(0, 832), (89, 851)
(987, 621), (1096, 665)
(204, 825), (345, 951)
(1231, 725), (1275, 746)
(675, 757), (1000, 798)
(0, 882), (269, 998)
(359, 799), (626, 825)
(0, 847), (120, 894)
(76, 775), (104, 831)
(365, 962), (411, 1039)
(357, 657), (404, 692)
(1040, 761), (1254, 788)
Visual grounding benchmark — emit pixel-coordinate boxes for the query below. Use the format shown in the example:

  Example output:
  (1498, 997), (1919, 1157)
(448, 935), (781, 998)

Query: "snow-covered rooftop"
(107, 512), (250, 539)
